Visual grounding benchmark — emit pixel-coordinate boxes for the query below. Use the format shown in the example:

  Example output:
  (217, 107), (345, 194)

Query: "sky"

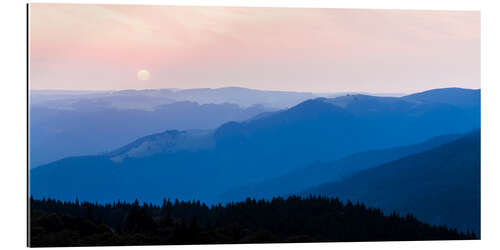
(29, 4), (480, 94)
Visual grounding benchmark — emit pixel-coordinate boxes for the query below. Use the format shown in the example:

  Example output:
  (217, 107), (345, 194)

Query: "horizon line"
(28, 86), (480, 96)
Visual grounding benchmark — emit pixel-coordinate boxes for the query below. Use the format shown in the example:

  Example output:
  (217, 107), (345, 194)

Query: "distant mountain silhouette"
(303, 131), (480, 234)
(165, 87), (320, 108)
(29, 101), (271, 167)
(30, 88), (480, 205)
(31, 87), (320, 110)
(31, 87), (403, 111)
(403, 87), (480, 109)
(217, 133), (464, 202)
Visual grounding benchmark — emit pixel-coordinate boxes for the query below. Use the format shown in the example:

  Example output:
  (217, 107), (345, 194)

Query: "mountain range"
(30, 101), (272, 167)
(30, 86), (384, 166)
(30, 87), (321, 110)
(304, 131), (480, 234)
(217, 132), (464, 202)
(29, 87), (480, 233)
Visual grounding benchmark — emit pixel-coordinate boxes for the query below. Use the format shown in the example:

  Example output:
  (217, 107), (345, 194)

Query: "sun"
(137, 69), (150, 81)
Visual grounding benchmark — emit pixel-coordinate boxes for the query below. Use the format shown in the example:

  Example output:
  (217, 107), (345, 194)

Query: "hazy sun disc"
(137, 69), (150, 81)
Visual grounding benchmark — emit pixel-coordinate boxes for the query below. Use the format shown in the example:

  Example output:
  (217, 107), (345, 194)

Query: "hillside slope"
(30, 88), (480, 204)
(30, 101), (270, 167)
(218, 133), (464, 202)
(304, 131), (480, 234)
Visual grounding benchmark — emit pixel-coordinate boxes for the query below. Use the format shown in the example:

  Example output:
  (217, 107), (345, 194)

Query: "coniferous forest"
(29, 195), (476, 247)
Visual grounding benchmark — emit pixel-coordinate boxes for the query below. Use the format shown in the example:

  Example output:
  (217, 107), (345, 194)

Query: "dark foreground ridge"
(29, 196), (476, 247)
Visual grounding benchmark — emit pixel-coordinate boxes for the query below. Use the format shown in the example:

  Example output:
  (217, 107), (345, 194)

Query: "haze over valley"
(30, 86), (480, 234)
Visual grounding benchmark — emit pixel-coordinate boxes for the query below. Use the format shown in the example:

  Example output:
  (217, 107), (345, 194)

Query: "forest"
(29, 195), (476, 247)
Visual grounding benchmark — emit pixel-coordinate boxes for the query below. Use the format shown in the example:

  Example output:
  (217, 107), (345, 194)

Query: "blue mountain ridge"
(303, 130), (480, 234)
(29, 101), (272, 167)
(217, 132), (465, 203)
(30, 88), (480, 207)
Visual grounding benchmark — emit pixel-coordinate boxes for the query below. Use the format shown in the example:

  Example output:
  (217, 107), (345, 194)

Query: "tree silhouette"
(29, 195), (476, 247)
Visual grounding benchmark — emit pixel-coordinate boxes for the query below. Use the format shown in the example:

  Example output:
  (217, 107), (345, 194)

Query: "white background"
(0, 0), (499, 249)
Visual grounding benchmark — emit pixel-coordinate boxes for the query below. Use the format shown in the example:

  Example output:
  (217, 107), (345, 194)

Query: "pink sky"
(29, 4), (480, 94)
